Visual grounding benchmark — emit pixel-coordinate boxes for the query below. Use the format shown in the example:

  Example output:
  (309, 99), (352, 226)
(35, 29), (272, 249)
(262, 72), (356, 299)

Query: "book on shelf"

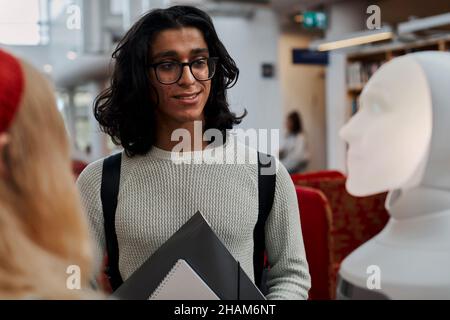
(347, 60), (385, 90)
(350, 96), (360, 115)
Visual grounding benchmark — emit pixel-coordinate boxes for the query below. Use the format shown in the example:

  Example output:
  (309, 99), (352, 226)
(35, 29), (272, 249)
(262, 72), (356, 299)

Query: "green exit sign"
(303, 11), (327, 29)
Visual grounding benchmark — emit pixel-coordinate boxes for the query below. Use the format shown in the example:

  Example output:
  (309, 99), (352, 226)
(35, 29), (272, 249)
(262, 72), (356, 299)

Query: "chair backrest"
(296, 185), (333, 300)
(293, 171), (389, 299)
(72, 160), (88, 178)
(291, 170), (345, 185)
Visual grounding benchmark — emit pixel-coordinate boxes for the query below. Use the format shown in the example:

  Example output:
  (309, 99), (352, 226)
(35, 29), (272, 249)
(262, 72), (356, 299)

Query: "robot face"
(339, 55), (432, 196)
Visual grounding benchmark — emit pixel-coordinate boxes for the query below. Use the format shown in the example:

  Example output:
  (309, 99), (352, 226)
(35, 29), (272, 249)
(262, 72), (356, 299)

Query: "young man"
(77, 5), (310, 300)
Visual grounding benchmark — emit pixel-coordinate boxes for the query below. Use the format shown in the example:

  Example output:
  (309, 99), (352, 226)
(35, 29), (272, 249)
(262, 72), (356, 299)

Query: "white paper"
(148, 259), (220, 300)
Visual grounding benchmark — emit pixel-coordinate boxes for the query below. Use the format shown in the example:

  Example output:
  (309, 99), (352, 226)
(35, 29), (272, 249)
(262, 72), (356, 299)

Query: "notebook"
(113, 211), (265, 300)
(148, 259), (220, 300)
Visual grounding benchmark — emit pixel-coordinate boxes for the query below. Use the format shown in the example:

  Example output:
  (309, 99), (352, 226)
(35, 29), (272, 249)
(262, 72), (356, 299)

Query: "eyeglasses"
(150, 57), (218, 85)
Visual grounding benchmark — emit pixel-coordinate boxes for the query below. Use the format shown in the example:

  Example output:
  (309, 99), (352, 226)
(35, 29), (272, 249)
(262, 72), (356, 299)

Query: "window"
(0, 0), (49, 45)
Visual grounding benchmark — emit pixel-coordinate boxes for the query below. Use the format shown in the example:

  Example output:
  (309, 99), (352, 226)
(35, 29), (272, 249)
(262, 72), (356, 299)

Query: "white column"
(122, 0), (169, 30)
(325, 0), (366, 171)
(144, 0), (168, 11)
(82, 0), (110, 54)
(66, 89), (78, 149)
(86, 83), (110, 161)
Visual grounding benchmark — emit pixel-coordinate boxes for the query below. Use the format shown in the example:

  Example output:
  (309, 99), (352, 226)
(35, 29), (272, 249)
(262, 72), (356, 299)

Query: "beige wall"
(278, 32), (327, 171)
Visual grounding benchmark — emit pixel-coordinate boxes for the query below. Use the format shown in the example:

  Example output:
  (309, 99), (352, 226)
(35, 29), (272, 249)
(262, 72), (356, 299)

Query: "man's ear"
(0, 133), (10, 178)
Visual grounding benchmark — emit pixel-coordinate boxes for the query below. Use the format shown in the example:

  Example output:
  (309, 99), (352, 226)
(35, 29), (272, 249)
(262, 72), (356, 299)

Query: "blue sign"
(293, 49), (329, 65)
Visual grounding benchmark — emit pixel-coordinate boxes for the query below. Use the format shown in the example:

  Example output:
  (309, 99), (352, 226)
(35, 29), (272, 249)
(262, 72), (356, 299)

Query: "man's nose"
(178, 65), (196, 86)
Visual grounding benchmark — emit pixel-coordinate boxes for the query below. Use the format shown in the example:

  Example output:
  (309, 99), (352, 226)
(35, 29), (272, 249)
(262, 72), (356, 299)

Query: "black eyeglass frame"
(149, 57), (219, 85)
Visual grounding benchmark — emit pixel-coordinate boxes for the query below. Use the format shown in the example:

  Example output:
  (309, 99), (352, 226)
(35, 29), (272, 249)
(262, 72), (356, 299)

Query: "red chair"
(72, 160), (88, 178)
(296, 186), (333, 300)
(97, 255), (113, 294)
(291, 170), (345, 185)
(292, 171), (389, 299)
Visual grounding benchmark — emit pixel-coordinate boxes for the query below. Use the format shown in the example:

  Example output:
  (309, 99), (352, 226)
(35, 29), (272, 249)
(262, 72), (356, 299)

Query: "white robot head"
(340, 51), (450, 197)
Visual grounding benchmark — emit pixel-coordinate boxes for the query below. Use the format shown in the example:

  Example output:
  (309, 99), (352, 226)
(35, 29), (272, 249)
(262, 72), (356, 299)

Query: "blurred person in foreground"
(0, 49), (99, 299)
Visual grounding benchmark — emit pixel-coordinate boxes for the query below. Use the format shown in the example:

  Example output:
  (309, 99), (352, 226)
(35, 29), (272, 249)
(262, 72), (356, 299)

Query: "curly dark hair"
(94, 5), (246, 157)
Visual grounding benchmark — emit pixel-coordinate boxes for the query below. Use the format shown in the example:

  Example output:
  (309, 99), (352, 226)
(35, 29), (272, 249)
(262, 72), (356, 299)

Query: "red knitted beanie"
(0, 49), (24, 133)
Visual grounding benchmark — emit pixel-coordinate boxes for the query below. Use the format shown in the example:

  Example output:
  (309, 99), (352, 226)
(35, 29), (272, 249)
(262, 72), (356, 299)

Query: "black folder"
(113, 211), (265, 300)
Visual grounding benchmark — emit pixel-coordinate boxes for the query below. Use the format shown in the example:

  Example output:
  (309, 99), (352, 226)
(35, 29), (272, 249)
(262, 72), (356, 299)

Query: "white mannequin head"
(340, 52), (450, 197)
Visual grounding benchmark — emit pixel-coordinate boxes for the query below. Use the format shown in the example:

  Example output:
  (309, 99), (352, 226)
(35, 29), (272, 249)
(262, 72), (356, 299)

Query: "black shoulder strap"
(253, 152), (276, 291)
(101, 152), (123, 291)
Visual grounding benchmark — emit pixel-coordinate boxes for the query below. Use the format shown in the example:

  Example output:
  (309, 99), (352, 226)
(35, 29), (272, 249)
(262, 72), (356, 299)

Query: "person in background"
(0, 49), (99, 299)
(279, 111), (310, 174)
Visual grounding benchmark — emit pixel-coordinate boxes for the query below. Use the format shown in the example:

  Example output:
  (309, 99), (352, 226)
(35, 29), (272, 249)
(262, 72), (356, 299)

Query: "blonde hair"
(0, 60), (99, 299)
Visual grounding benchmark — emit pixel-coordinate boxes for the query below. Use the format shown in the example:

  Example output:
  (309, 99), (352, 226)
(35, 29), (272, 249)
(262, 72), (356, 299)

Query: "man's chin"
(172, 112), (204, 124)
(157, 106), (204, 123)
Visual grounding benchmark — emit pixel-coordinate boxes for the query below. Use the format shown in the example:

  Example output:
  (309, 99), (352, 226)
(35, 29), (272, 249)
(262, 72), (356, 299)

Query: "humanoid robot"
(337, 51), (450, 299)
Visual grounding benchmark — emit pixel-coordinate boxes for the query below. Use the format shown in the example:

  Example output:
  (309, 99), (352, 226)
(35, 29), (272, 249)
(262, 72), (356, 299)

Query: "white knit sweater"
(77, 134), (311, 300)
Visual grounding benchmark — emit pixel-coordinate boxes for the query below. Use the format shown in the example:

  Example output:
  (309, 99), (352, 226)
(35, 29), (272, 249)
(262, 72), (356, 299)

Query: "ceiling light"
(66, 51), (78, 60)
(43, 64), (53, 73)
(310, 26), (393, 52)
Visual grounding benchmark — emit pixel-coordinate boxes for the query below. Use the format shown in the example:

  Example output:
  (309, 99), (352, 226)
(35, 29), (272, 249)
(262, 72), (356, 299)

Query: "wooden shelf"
(347, 35), (450, 60)
(345, 35), (450, 115)
(347, 86), (364, 95)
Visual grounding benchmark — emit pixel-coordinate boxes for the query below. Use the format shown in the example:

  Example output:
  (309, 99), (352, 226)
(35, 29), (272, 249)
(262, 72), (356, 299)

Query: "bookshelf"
(345, 35), (450, 116)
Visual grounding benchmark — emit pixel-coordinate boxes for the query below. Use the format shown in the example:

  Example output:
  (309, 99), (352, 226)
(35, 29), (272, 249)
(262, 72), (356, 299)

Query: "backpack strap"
(253, 152), (276, 291)
(101, 152), (123, 291)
